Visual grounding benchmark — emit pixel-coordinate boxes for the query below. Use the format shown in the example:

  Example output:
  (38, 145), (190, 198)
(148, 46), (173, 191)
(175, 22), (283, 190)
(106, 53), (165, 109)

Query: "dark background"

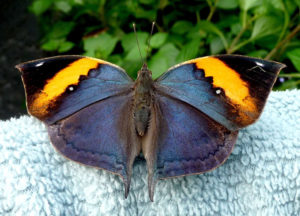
(0, 0), (45, 120)
(1, 0), (299, 121)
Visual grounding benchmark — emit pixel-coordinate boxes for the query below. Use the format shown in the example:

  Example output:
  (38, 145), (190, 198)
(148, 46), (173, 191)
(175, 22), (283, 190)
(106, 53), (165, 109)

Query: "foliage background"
(30, 0), (300, 89)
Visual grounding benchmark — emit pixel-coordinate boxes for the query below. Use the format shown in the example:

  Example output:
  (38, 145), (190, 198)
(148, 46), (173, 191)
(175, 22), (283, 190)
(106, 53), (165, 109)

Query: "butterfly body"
(133, 63), (153, 136)
(17, 54), (285, 201)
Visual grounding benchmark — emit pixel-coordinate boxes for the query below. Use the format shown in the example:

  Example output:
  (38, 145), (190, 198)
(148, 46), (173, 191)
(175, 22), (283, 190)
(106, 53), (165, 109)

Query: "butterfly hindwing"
(17, 55), (133, 124)
(148, 94), (238, 180)
(47, 93), (140, 197)
(155, 55), (285, 131)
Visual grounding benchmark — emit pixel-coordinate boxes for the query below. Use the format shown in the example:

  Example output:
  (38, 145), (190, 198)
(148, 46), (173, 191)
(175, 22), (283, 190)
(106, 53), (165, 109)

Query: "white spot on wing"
(68, 86), (74, 91)
(216, 89), (221, 94)
(256, 62), (264, 67)
(35, 62), (44, 67)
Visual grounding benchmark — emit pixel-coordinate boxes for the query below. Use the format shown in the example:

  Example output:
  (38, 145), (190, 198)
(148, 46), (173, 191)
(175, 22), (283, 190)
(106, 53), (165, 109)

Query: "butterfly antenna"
(133, 23), (144, 66)
(145, 21), (155, 63)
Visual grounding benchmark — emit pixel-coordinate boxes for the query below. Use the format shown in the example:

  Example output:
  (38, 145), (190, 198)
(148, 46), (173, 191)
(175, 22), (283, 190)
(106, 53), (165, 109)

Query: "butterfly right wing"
(142, 93), (238, 201)
(155, 55), (285, 131)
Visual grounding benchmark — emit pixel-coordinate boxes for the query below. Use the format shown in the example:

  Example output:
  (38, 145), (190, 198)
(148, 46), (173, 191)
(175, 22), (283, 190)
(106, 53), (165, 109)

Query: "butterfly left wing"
(155, 55), (285, 131)
(16, 55), (133, 124)
(17, 55), (139, 197)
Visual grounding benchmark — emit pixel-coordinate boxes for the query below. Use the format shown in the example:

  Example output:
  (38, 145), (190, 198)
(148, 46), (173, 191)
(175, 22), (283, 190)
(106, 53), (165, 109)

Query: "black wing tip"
(215, 54), (286, 74)
(15, 63), (25, 72)
(15, 55), (85, 73)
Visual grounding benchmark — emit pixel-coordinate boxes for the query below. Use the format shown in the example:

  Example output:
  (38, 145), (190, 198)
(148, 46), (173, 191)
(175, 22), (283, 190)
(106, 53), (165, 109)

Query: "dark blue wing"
(155, 94), (238, 179)
(47, 93), (140, 197)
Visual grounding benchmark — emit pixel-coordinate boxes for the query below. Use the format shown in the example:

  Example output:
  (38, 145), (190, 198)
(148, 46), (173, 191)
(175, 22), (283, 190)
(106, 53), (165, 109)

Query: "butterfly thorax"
(133, 63), (153, 137)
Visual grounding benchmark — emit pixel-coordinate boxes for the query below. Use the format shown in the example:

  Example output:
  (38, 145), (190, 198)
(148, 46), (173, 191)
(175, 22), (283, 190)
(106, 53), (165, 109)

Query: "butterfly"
(16, 53), (285, 201)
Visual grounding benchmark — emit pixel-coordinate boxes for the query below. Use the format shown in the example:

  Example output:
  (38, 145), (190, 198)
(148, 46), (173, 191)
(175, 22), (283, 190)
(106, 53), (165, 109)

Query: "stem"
(279, 73), (300, 78)
(196, 11), (201, 23)
(227, 14), (260, 54)
(242, 10), (247, 28)
(277, 0), (289, 43)
(155, 23), (164, 32)
(227, 28), (247, 54)
(265, 24), (300, 60)
(206, 0), (219, 21)
(228, 38), (253, 53)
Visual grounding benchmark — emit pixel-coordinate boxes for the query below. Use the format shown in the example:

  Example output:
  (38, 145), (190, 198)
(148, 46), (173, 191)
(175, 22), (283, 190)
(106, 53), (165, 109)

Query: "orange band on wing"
(188, 57), (257, 113)
(30, 58), (103, 116)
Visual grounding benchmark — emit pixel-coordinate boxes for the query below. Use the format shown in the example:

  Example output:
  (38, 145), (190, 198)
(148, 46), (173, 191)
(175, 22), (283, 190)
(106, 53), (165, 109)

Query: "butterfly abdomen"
(133, 64), (154, 136)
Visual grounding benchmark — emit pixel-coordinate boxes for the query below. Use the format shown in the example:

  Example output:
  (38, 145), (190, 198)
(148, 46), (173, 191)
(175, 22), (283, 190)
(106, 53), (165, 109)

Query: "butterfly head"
(136, 63), (152, 82)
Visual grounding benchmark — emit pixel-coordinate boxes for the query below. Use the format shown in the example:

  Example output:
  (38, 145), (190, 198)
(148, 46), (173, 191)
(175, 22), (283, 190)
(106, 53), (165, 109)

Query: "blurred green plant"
(29, 0), (300, 89)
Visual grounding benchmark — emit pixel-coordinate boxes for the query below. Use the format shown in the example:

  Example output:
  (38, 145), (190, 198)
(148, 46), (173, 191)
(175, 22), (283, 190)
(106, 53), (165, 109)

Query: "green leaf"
(210, 37), (224, 54)
(168, 34), (185, 47)
(217, 0), (238, 9)
(41, 39), (74, 52)
(41, 39), (60, 51)
(263, 0), (285, 11)
(55, 1), (72, 13)
(58, 41), (74, 53)
(239, 0), (261, 11)
(254, 35), (278, 49)
(139, 0), (155, 4)
(46, 21), (75, 39)
(74, 0), (83, 4)
(150, 33), (168, 48)
(134, 7), (157, 19)
(251, 16), (282, 40)
(158, 0), (168, 9)
(149, 43), (180, 79)
(108, 55), (123, 66)
(30, 0), (53, 15)
(125, 44), (147, 62)
(285, 0), (299, 15)
(121, 32), (148, 53)
(83, 33), (118, 59)
(149, 55), (169, 79)
(287, 48), (300, 71)
(230, 22), (242, 35)
(171, 21), (193, 34)
(247, 50), (268, 58)
(176, 39), (201, 63)
(198, 21), (228, 49)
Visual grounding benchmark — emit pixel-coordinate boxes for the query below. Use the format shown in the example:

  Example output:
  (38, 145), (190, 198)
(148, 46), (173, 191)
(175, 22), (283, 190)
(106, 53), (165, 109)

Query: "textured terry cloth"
(0, 90), (300, 216)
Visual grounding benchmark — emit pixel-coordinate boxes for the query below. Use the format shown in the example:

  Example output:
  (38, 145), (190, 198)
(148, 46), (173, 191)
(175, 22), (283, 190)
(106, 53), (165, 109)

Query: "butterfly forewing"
(155, 55), (285, 131)
(17, 55), (133, 124)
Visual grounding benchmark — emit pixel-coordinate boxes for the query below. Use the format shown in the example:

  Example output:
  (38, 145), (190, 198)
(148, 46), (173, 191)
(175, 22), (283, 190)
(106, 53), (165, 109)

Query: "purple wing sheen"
(155, 55), (285, 131)
(47, 93), (140, 197)
(16, 55), (133, 124)
(154, 94), (238, 179)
